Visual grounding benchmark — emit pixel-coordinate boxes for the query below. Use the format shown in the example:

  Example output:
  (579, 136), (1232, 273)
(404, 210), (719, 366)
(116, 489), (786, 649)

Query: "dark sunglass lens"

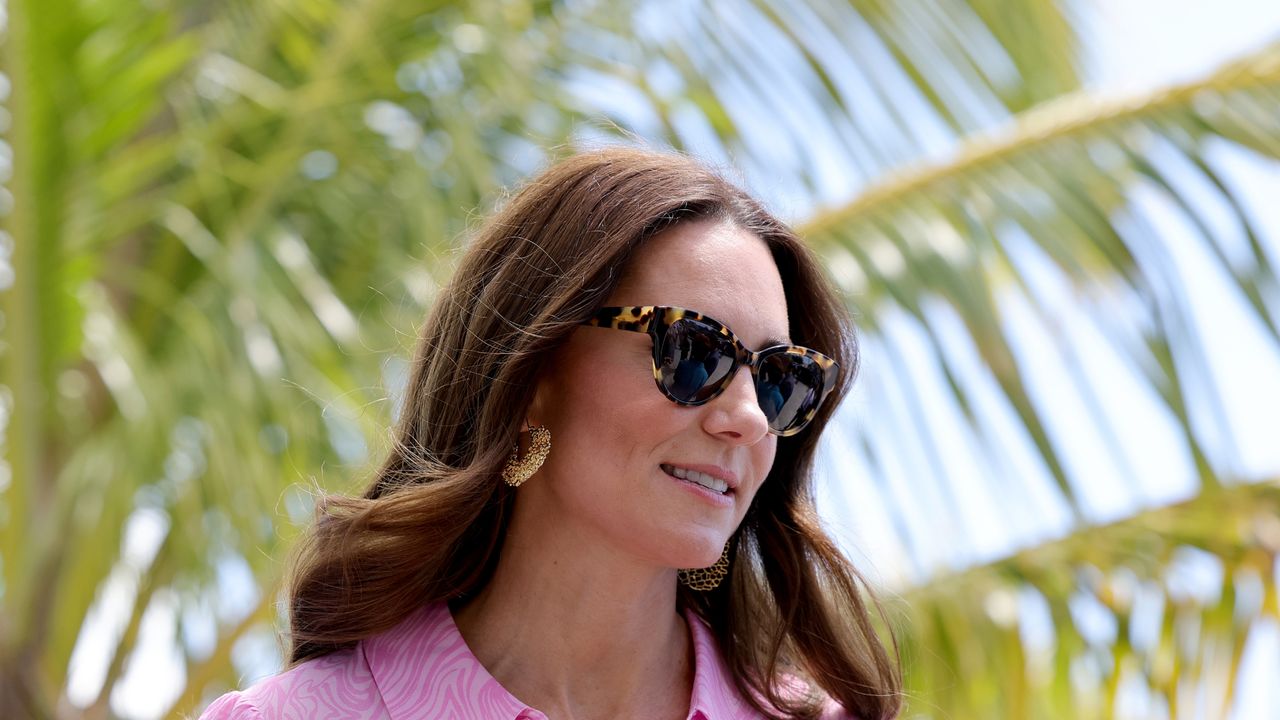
(659, 319), (735, 402)
(757, 353), (823, 432)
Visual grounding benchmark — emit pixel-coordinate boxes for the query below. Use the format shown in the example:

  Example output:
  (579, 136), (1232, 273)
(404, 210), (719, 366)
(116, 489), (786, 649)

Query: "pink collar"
(361, 601), (759, 720)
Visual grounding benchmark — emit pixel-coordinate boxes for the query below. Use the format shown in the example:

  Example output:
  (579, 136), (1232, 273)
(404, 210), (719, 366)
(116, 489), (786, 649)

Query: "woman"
(200, 148), (902, 719)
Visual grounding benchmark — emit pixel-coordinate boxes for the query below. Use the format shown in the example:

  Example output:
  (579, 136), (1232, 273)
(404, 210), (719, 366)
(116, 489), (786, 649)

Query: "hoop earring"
(678, 541), (731, 591)
(502, 424), (551, 487)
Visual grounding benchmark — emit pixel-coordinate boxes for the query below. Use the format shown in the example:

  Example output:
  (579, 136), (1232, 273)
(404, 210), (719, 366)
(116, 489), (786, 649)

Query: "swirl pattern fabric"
(198, 601), (843, 719)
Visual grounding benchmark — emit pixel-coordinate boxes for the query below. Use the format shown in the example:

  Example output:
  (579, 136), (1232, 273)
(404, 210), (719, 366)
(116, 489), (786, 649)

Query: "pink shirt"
(199, 601), (846, 719)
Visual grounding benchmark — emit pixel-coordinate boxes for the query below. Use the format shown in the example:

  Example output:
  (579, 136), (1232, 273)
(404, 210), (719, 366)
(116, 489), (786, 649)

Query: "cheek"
(548, 351), (675, 469)
(739, 439), (778, 504)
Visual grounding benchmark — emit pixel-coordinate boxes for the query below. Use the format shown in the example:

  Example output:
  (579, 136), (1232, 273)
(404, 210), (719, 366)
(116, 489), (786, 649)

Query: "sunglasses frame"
(581, 305), (840, 437)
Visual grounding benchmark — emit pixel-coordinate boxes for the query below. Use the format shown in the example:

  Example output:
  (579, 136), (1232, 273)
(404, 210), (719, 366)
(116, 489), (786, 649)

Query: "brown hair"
(285, 147), (902, 719)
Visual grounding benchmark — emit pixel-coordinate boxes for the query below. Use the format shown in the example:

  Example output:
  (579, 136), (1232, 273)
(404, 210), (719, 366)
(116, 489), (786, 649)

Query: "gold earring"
(678, 541), (732, 591)
(501, 424), (551, 487)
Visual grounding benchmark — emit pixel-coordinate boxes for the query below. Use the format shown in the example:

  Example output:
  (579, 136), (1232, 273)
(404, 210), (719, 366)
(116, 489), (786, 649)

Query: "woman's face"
(528, 218), (790, 570)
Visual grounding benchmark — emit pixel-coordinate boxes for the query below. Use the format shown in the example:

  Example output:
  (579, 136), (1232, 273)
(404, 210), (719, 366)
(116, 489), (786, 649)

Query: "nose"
(701, 363), (770, 444)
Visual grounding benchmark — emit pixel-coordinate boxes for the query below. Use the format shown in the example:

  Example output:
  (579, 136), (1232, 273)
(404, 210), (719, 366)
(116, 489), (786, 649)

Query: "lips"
(661, 463), (733, 495)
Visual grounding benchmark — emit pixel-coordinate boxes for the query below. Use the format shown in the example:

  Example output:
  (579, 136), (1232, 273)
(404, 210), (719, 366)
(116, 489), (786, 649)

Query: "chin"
(665, 528), (732, 569)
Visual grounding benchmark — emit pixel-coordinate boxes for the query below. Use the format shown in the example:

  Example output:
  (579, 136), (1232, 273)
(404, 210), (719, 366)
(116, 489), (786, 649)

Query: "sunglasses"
(581, 306), (839, 437)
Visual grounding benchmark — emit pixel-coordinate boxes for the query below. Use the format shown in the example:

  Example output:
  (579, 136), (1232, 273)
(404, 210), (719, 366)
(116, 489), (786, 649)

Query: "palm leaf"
(895, 480), (1280, 718)
(788, 41), (1280, 719)
(800, 43), (1280, 578)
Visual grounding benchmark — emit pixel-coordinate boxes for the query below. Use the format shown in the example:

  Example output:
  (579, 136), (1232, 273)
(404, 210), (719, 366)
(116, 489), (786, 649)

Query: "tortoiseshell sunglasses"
(581, 306), (840, 437)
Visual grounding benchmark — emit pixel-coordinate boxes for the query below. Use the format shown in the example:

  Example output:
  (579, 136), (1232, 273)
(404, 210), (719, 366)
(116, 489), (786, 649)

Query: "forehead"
(608, 219), (791, 347)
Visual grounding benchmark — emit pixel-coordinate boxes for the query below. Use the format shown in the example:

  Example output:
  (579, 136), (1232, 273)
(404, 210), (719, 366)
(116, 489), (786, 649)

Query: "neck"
(451, 505), (694, 720)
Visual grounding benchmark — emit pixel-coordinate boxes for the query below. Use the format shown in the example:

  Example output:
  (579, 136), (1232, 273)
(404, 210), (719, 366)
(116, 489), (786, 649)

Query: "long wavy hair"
(285, 147), (902, 719)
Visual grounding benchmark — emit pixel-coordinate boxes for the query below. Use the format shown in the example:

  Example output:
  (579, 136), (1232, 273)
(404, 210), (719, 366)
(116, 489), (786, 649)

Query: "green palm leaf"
(792, 43), (1280, 717)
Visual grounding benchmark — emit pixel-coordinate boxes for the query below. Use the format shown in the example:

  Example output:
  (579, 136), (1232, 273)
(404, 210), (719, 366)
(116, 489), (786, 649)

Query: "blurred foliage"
(1, 0), (1278, 717)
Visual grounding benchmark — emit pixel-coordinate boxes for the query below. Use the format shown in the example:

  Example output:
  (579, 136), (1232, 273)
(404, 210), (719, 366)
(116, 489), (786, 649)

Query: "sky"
(55, 1), (1280, 718)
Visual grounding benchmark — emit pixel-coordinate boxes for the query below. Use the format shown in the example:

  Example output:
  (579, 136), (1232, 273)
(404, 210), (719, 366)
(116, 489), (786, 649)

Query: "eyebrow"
(758, 334), (792, 349)
(716, 322), (790, 350)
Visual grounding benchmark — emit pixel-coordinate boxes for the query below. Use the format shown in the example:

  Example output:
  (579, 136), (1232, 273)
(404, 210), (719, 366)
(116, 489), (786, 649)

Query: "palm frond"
(895, 480), (1280, 718)
(803, 43), (1280, 579)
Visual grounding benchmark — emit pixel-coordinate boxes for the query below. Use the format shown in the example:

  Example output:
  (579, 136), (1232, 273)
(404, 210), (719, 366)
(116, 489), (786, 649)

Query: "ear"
(525, 365), (552, 428)
(524, 339), (569, 429)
